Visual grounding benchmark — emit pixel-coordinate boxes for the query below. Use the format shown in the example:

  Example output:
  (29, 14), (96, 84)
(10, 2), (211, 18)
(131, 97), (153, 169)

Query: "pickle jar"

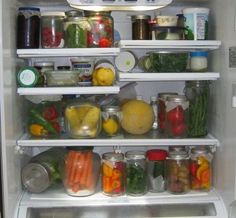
(102, 152), (125, 196)
(102, 105), (122, 136)
(166, 150), (190, 194)
(190, 146), (213, 191)
(165, 95), (189, 138)
(41, 11), (65, 48)
(63, 146), (101, 196)
(184, 80), (210, 137)
(85, 11), (114, 48)
(125, 151), (147, 196)
(147, 149), (167, 193)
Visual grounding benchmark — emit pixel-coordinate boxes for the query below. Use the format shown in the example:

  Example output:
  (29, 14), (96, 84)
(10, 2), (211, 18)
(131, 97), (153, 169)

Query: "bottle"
(150, 96), (158, 130)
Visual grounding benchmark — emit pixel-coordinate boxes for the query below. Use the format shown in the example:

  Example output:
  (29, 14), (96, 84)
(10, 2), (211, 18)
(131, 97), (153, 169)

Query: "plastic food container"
(115, 51), (137, 72)
(190, 51), (208, 72)
(65, 101), (101, 138)
(63, 146), (101, 196)
(45, 70), (80, 87)
(155, 16), (178, 27)
(153, 26), (185, 40)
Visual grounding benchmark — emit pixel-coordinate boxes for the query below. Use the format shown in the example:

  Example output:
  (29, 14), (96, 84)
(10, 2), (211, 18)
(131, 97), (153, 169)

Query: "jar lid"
(18, 7), (40, 11)
(190, 51), (208, 57)
(131, 15), (151, 20)
(191, 146), (211, 154)
(102, 152), (124, 161)
(57, 66), (71, 70)
(158, 92), (178, 100)
(167, 94), (187, 103)
(147, 149), (167, 161)
(17, 66), (39, 87)
(34, 62), (54, 67)
(66, 146), (94, 151)
(65, 10), (84, 17)
(85, 11), (111, 16)
(169, 146), (186, 152)
(168, 150), (189, 159)
(125, 151), (146, 160)
(102, 105), (120, 113)
(41, 11), (65, 17)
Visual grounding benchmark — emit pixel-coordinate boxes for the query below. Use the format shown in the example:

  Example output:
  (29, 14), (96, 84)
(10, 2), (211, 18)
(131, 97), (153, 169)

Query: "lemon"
(92, 69), (98, 86)
(94, 67), (115, 86)
(102, 118), (119, 135)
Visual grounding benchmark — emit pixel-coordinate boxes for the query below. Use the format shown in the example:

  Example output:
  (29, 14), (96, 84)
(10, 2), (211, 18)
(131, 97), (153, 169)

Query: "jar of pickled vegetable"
(63, 146), (101, 196)
(165, 95), (189, 138)
(41, 11), (65, 48)
(34, 61), (54, 86)
(64, 10), (90, 48)
(102, 152), (125, 196)
(125, 151), (147, 196)
(190, 146), (212, 191)
(147, 149), (167, 193)
(85, 11), (114, 48)
(166, 150), (190, 194)
(184, 81), (210, 137)
(102, 105), (122, 136)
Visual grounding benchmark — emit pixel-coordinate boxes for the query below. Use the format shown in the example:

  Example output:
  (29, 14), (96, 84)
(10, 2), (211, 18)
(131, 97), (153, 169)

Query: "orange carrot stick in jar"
(65, 150), (76, 186)
(68, 152), (80, 187)
(74, 152), (85, 184)
(85, 152), (94, 189)
(79, 151), (91, 187)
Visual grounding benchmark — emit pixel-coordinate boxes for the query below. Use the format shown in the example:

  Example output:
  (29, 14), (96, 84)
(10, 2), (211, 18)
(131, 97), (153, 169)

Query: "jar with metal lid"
(131, 15), (151, 40)
(125, 151), (147, 196)
(102, 105), (122, 136)
(166, 150), (190, 194)
(102, 152), (125, 196)
(17, 66), (41, 87)
(157, 92), (178, 134)
(190, 51), (208, 72)
(17, 7), (40, 49)
(165, 95), (189, 138)
(85, 11), (114, 48)
(169, 146), (187, 153)
(64, 10), (90, 48)
(147, 149), (167, 193)
(63, 146), (101, 196)
(184, 80), (210, 137)
(34, 62), (54, 86)
(190, 146), (213, 191)
(41, 11), (65, 48)
(21, 147), (66, 193)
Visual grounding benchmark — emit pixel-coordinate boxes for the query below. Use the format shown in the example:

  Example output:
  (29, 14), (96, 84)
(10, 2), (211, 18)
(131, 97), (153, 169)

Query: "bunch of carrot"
(64, 150), (94, 193)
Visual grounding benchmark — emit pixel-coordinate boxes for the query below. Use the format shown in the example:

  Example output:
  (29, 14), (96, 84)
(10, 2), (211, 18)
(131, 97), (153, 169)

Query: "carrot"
(85, 152), (94, 189)
(65, 150), (76, 186)
(68, 152), (81, 187)
(102, 176), (112, 193)
(71, 182), (80, 193)
(74, 152), (85, 184)
(80, 151), (92, 187)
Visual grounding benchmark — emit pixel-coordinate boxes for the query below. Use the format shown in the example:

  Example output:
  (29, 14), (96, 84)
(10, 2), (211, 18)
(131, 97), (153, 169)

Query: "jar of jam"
(165, 95), (189, 138)
(190, 146), (212, 191)
(41, 11), (65, 48)
(102, 152), (125, 196)
(131, 15), (151, 40)
(17, 7), (40, 49)
(125, 151), (147, 196)
(34, 61), (54, 86)
(166, 150), (190, 194)
(85, 11), (114, 48)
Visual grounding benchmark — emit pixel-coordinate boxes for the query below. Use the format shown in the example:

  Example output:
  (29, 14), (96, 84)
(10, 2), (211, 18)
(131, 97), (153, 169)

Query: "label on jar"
(17, 67), (39, 87)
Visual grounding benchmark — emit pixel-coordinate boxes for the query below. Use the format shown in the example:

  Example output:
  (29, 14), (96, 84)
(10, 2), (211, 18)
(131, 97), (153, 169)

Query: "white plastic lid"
(41, 11), (65, 17)
(182, 7), (210, 14)
(34, 62), (54, 67)
(115, 51), (136, 72)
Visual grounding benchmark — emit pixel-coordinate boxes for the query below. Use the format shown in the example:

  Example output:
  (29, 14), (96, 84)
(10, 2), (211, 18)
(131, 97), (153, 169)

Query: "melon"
(121, 99), (154, 135)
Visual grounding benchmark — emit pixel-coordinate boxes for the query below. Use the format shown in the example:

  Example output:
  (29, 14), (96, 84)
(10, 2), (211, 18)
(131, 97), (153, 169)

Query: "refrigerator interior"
(0, 0), (236, 217)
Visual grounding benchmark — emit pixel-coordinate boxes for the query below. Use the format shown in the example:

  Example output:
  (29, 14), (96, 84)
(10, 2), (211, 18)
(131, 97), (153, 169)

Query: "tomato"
(171, 123), (187, 136)
(43, 106), (58, 120)
(98, 37), (111, 47)
(167, 106), (185, 124)
(52, 122), (61, 133)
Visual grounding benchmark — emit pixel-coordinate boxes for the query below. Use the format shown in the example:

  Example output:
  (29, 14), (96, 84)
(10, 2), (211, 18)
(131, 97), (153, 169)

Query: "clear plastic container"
(41, 11), (65, 48)
(190, 146), (213, 191)
(153, 26), (185, 40)
(63, 146), (101, 196)
(65, 101), (101, 138)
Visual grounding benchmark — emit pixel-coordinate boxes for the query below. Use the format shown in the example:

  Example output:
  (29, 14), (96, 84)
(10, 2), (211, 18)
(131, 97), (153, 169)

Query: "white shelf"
(119, 40), (221, 50)
(17, 48), (120, 58)
(17, 133), (220, 147)
(119, 72), (220, 82)
(17, 86), (120, 95)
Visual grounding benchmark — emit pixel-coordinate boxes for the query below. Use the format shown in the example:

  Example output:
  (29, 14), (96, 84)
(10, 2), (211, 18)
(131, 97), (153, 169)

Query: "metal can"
(125, 151), (147, 196)
(190, 146), (213, 191)
(131, 15), (151, 40)
(34, 61), (54, 86)
(102, 152), (125, 196)
(166, 150), (190, 194)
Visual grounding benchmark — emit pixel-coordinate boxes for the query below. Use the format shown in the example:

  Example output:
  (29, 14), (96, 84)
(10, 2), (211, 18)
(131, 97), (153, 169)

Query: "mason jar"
(190, 51), (208, 72)
(102, 152), (125, 196)
(34, 61), (54, 86)
(166, 150), (190, 194)
(165, 95), (189, 138)
(184, 80), (210, 137)
(131, 15), (151, 40)
(125, 151), (147, 196)
(190, 146), (213, 191)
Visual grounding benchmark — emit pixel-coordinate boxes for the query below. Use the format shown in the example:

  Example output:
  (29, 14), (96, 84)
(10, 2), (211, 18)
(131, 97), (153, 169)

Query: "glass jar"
(125, 151), (147, 196)
(190, 51), (208, 72)
(184, 81), (210, 137)
(157, 92), (178, 134)
(147, 149), (167, 193)
(131, 15), (151, 40)
(63, 146), (101, 196)
(190, 146), (213, 191)
(102, 152), (125, 196)
(21, 147), (66, 193)
(17, 7), (40, 49)
(64, 10), (90, 48)
(85, 11), (114, 48)
(166, 150), (190, 194)
(102, 105), (122, 136)
(41, 11), (65, 48)
(169, 146), (187, 153)
(165, 95), (189, 138)
(65, 101), (101, 138)
(34, 62), (54, 86)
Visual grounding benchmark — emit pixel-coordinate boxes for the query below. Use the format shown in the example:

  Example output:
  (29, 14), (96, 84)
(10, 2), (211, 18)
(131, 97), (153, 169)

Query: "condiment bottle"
(190, 146), (213, 191)
(131, 15), (151, 40)
(125, 151), (147, 196)
(147, 149), (167, 192)
(190, 51), (208, 72)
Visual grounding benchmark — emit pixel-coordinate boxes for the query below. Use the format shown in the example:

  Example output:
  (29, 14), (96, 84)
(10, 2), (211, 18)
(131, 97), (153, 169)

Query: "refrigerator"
(0, 0), (235, 217)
